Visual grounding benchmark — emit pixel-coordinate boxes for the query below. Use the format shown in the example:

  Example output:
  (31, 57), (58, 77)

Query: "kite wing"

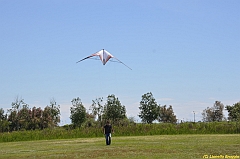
(77, 49), (132, 70)
(76, 55), (96, 63)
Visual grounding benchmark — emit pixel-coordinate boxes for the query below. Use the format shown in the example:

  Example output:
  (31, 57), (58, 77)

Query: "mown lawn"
(0, 134), (239, 159)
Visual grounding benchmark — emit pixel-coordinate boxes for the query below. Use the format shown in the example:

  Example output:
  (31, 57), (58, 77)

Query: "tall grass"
(0, 127), (103, 142)
(0, 121), (239, 142)
(114, 121), (240, 136)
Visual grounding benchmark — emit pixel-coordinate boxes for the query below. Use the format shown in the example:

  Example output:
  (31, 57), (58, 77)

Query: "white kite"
(76, 49), (132, 70)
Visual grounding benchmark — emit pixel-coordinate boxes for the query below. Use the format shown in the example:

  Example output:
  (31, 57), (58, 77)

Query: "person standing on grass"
(103, 120), (114, 145)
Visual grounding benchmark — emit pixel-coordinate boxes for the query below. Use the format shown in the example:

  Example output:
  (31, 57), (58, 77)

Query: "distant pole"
(193, 111), (195, 123)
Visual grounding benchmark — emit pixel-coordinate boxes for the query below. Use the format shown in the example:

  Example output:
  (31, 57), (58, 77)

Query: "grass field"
(0, 134), (239, 159)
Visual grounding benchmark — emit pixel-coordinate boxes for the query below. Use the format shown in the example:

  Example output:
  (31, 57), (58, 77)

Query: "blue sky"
(1, 1), (239, 125)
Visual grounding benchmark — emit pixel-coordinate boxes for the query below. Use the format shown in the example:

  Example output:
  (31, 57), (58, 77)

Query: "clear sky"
(1, 0), (239, 125)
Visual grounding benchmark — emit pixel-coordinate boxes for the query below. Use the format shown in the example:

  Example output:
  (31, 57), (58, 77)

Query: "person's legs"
(109, 135), (111, 145)
(105, 134), (109, 145)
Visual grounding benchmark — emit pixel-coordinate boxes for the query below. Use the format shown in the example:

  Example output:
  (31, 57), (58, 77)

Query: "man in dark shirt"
(103, 121), (113, 145)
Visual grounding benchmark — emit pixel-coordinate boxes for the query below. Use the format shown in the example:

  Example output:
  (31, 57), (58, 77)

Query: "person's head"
(106, 120), (110, 125)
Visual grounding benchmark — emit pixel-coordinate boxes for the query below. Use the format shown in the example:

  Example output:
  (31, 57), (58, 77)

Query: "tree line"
(0, 97), (60, 132)
(70, 93), (178, 128)
(0, 92), (239, 132)
(202, 101), (240, 122)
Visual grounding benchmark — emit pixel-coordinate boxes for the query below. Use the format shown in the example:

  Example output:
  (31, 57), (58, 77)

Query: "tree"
(0, 108), (9, 132)
(158, 105), (177, 123)
(202, 101), (224, 122)
(8, 97), (27, 131)
(28, 107), (42, 130)
(0, 108), (6, 121)
(70, 97), (86, 128)
(40, 99), (61, 129)
(90, 97), (103, 122)
(82, 112), (96, 127)
(102, 94), (126, 123)
(226, 102), (240, 121)
(41, 107), (53, 129)
(48, 99), (61, 127)
(138, 92), (159, 124)
(18, 103), (30, 130)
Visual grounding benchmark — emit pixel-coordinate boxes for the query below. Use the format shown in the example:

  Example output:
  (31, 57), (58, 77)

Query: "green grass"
(0, 134), (239, 159)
